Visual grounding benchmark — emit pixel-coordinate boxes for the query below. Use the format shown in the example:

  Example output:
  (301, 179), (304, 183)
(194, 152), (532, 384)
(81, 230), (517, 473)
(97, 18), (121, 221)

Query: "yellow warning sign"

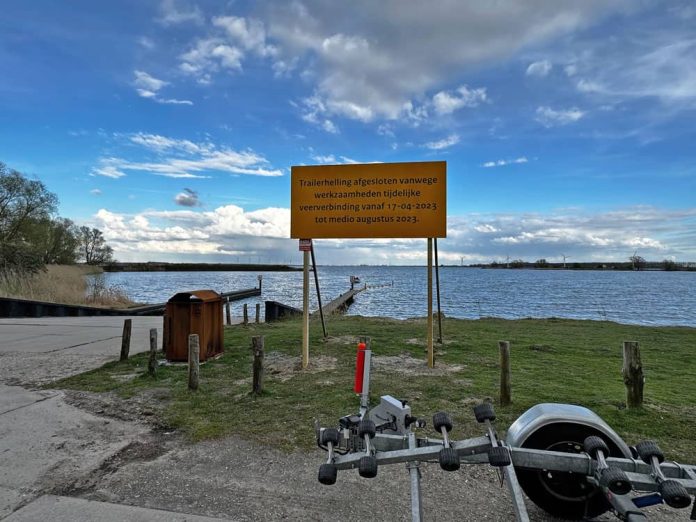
(291, 161), (446, 238)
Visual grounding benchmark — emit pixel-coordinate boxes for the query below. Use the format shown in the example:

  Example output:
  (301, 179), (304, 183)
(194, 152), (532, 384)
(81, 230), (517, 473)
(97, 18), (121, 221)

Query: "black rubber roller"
(320, 428), (340, 446)
(318, 463), (337, 485)
(583, 435), (610, 459)
(358, 419), (376, 439)
(432, 412), (453, 432)
(599, 467), (632, 495)
(659, 479), (692, 509)
(634, 440), (665, 463)
(488, 446), (511, 467)
(358, 455), (378, 478)
(473, 402), (496, 423)
(438, 447), (460, 471)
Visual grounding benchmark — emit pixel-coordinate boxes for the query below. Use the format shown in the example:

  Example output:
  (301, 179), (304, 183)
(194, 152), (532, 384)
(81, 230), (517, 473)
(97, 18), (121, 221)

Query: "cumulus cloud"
(424, 134), (460, 150)
(482, 157), (529, 168)
(90, 188), (102, 196)
(263, 1), (632, 123)
(133, 70), (193, 105)
(91, 133), (282, 179)
(179, 16), (277, 83)
(93, 205), (291, 259)
(526, 59), (552, 77)
(157, 0), (203, 26)
(536, 106), (585, 127)
(175, 188), (201, 207)
(92, 205), (696, 265)
(432, 85), (488, 115)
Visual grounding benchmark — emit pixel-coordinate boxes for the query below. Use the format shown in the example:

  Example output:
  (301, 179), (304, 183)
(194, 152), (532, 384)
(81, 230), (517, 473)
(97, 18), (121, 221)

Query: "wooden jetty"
(265, 286), (366, 322)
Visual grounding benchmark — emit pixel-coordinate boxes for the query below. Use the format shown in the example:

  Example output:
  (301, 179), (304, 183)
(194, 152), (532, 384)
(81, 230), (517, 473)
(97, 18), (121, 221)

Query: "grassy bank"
(0, 264), (134, 307)
(52, 316), (696, 461)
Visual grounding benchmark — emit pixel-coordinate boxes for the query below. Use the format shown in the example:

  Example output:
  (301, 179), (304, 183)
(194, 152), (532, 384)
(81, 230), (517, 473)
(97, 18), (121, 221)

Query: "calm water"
(96, 267), (696, 327)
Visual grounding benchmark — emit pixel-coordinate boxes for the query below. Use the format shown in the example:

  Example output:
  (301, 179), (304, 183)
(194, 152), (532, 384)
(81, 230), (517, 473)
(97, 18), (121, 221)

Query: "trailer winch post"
(359, 336), (372, 416)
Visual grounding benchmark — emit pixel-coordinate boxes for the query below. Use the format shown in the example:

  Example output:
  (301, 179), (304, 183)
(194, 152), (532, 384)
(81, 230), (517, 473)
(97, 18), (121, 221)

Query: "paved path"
(0, 317), (166, 519)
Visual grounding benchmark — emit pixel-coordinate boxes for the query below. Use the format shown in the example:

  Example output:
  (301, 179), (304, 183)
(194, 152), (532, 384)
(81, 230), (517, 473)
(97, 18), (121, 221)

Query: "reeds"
(0, 264), (134, 308)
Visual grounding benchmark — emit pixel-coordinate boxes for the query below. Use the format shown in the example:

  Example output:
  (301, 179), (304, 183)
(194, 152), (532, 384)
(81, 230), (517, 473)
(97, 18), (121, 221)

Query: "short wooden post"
(258, 274), (263, 293)
(622, 341), (644, 408)
(255, 303), (260, 324)
(251, 336), (264, 395)
(225, 298), (232, 326)
(148, 328), (157, 376)
(243, 303), (249, 325)
(120, 319), (132, 361)
(188, 334), (200, 391)
(499, 341), (511, 406)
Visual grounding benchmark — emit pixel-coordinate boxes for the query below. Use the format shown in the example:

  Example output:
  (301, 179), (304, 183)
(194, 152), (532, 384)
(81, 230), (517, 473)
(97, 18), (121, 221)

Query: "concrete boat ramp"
(0, 316), (232, 521)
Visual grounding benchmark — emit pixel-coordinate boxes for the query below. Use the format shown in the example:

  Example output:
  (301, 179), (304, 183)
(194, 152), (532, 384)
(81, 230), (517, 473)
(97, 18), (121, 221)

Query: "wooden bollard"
(120, 319), (132, 361)
(252, 336), (264, 395)
(255, 303), (260, 324)
(188, 334), (200, 391)
(225, 298), (232, 326)
(499, 341), (511, 406)
(622, 341), (644, 408)
(243, 303), (249, 325)
(148, 328), (157, 376)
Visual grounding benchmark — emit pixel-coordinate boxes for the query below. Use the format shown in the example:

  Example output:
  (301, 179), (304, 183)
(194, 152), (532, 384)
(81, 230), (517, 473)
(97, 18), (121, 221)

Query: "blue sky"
(1, 0), (695, 265)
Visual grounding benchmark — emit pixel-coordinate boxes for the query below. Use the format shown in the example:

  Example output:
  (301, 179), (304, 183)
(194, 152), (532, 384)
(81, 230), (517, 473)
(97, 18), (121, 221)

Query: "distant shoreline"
(102, 262), (302, 273)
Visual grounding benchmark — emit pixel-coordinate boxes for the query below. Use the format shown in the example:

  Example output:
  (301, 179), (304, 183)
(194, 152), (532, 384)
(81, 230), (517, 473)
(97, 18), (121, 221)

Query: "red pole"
(353, 342), (367, 393)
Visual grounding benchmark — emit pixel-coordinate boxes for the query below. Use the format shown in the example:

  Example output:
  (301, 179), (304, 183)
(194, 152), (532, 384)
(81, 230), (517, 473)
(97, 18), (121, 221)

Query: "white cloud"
(93, 205), (696, 265)
(157, 0), (203, 26)
(536, 106), (585, 127)
(309, 154), (361, 164)
(174, 188), (201, 207)
(133, 70), (193, 106)
(526, 59), (552, 77)
(213, 16), (276, 57)
(432, 85), (487, 115)
(92, 134), (282, 179)
(91, 164), (126, 179)
(264, 1), (633, 123)
(482, 157), (529, 168)
(90, 189), (102, 196)
(94, 204), (291, 258)
(424, 134), (460, 150)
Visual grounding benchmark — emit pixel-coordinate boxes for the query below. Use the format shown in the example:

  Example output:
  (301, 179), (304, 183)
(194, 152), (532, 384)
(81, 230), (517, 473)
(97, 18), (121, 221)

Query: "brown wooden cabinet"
(164, 290), (224, 362)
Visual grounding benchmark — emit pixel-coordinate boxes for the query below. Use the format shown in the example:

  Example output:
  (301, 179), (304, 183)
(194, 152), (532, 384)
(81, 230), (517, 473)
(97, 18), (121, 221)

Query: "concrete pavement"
(0, 316), (163, 386)
(0, 317), (165, 519)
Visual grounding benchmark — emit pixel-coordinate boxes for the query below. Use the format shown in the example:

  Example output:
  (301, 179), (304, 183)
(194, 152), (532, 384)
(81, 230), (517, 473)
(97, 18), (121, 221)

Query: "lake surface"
(96, 267), (696, 327)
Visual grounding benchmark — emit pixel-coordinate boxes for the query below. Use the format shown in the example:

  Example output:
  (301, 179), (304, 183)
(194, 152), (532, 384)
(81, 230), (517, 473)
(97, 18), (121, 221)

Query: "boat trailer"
(315, 342), (696, 521)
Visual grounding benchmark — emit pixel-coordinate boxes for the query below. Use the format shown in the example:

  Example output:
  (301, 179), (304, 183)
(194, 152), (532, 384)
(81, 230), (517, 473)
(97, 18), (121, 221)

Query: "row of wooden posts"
(225, 300), (261, 326)
(118, 318), (265, 395)
(498, 340), (645, 408)
(120, 317), (645, 408)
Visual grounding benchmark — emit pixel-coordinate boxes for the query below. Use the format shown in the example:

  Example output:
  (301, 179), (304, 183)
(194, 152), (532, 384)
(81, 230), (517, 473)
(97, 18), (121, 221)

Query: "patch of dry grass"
(0, 264), (134, 307)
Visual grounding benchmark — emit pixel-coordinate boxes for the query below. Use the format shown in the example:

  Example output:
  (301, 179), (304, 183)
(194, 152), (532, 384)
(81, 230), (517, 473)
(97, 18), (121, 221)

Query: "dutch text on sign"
(291, 161), (446, 238)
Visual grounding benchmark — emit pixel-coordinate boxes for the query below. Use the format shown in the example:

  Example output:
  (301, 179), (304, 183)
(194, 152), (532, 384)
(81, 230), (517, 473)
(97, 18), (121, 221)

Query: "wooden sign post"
(291, 161), (447, 368)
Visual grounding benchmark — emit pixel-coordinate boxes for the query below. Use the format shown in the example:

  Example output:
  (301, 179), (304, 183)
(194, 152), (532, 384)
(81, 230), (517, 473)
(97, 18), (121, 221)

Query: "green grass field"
(52, 316), (696, 462)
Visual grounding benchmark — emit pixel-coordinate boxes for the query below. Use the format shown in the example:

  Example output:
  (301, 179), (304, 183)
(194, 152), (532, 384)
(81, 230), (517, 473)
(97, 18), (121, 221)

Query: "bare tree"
(78, 226), (114, 265)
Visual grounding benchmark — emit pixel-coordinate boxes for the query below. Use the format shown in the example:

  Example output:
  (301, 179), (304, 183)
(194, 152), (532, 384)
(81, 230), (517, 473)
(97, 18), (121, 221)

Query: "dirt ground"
(1, 323), (691, 521)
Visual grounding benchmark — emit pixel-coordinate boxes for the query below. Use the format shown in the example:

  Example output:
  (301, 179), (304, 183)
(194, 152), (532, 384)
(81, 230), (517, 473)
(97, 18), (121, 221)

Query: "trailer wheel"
(514, 423), (624, 520)
(318, 463), (337, 485)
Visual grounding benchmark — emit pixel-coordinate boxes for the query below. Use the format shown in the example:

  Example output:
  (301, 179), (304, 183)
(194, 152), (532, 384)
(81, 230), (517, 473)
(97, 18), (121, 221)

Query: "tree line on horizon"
(470, 257), (693, 271)
(0, 162), (114, 276)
